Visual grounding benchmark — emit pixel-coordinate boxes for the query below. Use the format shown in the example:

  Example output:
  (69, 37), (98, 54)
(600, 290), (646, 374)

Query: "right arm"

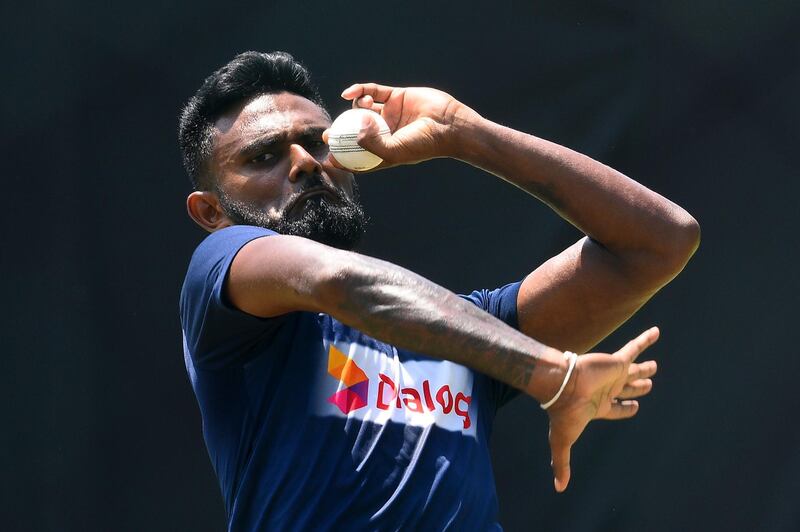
(228, 233), (659, 491)
(228, 233), (567, 403)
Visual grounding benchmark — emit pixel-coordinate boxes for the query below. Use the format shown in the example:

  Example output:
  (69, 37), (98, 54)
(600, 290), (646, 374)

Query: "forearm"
(449, 111), (700, 271)
(323, 249), (566, 402)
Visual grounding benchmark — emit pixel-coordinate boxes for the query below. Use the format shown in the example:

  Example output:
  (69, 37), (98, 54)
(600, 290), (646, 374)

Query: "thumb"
(616, 326), (660, 364)
(355, 113), (395, 158)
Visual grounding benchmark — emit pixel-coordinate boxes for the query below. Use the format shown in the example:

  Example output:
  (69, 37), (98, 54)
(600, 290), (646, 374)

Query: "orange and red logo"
(325, 343), (473, 430)
(326, 345), (369, 414)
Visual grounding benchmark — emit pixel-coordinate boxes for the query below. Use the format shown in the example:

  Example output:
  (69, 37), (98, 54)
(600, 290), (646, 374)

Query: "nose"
(288, 144), (324, 183)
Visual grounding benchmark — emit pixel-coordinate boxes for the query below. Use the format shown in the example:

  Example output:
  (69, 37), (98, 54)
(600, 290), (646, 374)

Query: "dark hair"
(178, 51), (326, 190)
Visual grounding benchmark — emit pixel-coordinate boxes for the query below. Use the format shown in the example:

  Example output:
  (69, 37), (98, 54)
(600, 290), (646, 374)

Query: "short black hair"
(178, 51), (326, 190)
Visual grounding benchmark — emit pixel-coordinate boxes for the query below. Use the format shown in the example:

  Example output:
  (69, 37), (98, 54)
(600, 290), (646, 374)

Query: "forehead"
(214, 92), (331, 149)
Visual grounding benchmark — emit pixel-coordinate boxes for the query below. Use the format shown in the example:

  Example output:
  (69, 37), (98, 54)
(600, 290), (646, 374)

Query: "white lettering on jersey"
(317, 339), (477, 436)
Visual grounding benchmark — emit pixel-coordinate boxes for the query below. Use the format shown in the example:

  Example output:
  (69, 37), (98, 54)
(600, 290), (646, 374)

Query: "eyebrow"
(238, 126), (328, 159)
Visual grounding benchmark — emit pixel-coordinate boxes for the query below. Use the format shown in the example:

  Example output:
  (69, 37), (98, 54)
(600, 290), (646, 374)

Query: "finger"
(351, 97), (385, 115)
(628, 360), (658, 381)
(352, 94), (374, 109)
(617, 379), (653, 399)
(549, 432), (572, 493)
(322, 129), (349, 170)
(616, 327), (660, 364)
(599, 399), (639, 420)
(342, 82), (396, 103)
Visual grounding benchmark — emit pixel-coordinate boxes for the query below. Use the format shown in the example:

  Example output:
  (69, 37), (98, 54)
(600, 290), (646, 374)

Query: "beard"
(215, 177), (368, 251)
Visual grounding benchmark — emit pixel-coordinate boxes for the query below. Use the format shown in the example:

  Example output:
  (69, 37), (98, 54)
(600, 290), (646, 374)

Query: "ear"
(186, 191), (232, 232)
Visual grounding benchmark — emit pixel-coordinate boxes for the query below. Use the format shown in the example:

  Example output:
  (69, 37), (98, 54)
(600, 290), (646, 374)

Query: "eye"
(250, 152), (276, 164)
(307, 139), (328, 151)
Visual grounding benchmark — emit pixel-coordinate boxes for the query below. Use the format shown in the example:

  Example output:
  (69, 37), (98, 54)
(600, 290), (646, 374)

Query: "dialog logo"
(375, 373), (472, 429)
(326, 344), (369, 414)
(320, 340), (477, 436)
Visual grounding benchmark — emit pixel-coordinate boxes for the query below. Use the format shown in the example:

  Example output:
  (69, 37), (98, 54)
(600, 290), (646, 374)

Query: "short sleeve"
(180, 225), (288, 370)
(460, 281), (524, 408)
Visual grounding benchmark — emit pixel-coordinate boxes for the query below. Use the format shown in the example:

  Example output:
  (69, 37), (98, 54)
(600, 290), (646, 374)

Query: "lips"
(299, 188), (333, 201)
(288, 186), (340, 215)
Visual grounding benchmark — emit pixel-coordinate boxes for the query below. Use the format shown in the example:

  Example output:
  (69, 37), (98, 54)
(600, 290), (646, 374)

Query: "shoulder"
(189, 225), (278, 270)
(179, 226), (285, 368)
(180, 225), (278, 314)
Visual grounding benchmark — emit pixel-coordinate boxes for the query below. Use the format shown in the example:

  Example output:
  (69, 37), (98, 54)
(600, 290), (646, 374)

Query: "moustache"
(284, 176), (347, 215)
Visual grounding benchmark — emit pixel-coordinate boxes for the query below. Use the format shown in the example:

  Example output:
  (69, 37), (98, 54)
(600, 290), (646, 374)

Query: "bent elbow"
(313, 257), (353, 312)
(313, 251), (381, 318)
(668, 213), (701, 269)
(643, 212), (701, 287)
(622, 211), (701, 293)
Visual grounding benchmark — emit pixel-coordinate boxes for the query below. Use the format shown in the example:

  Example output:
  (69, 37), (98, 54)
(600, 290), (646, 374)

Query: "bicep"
(517, 237), (658, 353)
(227, 234), (341, 318)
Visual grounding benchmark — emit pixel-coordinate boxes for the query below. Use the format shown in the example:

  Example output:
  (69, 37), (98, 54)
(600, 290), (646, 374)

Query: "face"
(209, 92), (367, 249)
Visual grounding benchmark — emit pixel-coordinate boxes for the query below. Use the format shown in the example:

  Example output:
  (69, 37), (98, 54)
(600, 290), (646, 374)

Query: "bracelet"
(540, 351), (578, 410)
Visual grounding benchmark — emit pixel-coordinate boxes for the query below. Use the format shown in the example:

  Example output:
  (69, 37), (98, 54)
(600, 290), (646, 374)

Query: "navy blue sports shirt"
(180, 225), (522, 531)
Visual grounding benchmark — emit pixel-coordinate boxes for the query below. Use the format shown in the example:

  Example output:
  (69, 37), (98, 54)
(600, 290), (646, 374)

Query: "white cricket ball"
(327, 108), (390, 171)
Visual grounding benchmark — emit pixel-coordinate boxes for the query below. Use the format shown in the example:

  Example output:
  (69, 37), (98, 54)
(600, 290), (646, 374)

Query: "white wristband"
(540, 351), (578, 410)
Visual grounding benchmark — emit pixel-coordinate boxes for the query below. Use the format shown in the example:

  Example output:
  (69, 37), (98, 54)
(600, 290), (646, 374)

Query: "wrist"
(441, 103), (486, 160)
(540, 352), (578, 409)
(525, 347), (571, 404)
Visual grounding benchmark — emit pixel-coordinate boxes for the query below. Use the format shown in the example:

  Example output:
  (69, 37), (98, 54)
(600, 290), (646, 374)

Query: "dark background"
(4, 1), (799, 530)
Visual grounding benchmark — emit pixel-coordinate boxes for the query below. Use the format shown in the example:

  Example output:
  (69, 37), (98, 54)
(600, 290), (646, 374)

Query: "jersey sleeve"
(460, 280), (525, 408)
(180, 225), (289, 370)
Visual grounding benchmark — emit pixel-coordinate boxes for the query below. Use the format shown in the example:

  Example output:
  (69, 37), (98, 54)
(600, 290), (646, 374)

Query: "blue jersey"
(180, 225), (522, 531)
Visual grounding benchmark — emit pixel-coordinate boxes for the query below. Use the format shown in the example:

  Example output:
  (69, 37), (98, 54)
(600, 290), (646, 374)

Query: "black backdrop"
(4, 1), (799, 530)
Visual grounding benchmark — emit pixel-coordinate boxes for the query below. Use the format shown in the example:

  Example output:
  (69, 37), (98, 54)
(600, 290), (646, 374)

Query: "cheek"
(233, 173), (292, 213)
